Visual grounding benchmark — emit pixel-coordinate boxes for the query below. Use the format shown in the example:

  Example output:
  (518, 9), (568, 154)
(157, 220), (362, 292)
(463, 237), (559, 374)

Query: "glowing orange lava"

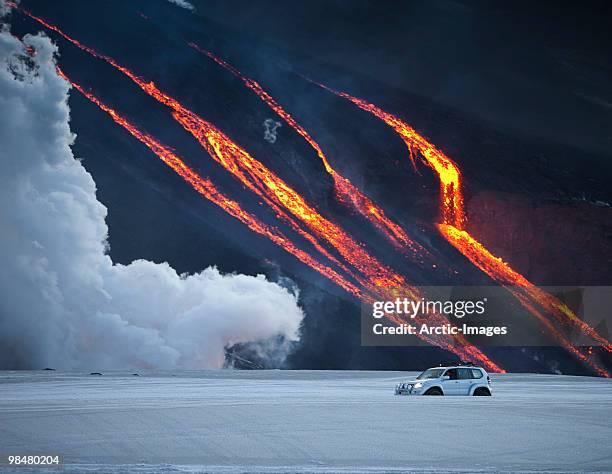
(190, 43), (430, 263)
(62, 66), (500, 371)
(14, 7), (359, 287)
(19, 9), (405, 292)
(313, 82), (465, 228)
(316, 82), (609, 375)
(132, 60), (502, 369)
(58, 68), (362, 299)
(439, 224), (610, 377)
(24, 8), (505, 371)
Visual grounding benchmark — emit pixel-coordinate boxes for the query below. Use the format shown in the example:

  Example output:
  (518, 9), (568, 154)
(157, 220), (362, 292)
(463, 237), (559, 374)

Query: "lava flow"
(311, 82), (465, 229)
(23, 7), (506, 371)
(13, 6), (359, 289)
(21, 7), (403, 291)
(189, 43), (430, 264)
(318, 83), (610, 375)
(61, 65), (501, 371)
(57, 68), (362, 299)
(439, 224), (610, 377)
(128, 103), (502, 370)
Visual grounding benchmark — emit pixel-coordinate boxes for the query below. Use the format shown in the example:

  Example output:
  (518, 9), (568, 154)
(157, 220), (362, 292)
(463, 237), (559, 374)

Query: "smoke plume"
(263, 118), (282, 144)
(0, 16), (303, 370)
(167, 0), (195, 12)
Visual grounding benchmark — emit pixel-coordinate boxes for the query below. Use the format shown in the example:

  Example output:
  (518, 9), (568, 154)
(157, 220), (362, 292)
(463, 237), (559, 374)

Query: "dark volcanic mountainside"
(10, 0), (612, 374)
(467, 191), (612, 286)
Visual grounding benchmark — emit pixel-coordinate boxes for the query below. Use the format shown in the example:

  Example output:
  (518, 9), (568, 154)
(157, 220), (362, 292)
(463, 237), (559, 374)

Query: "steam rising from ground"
(263, 118), (282, 144)
(167, 0), (195, 12)
(0, 16), (303, 369)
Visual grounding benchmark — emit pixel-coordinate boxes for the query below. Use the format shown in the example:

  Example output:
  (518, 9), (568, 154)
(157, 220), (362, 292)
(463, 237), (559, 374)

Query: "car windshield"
(417, 368), (445, 380)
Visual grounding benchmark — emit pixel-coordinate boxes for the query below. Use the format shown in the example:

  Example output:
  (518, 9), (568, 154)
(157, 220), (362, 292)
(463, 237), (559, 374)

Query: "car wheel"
(424, 387), (443, 395)
(473, 387), (491, 396)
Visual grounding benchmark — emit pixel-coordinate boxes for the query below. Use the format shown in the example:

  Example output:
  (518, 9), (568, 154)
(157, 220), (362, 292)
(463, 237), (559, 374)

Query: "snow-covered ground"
(0, 370), (610, 473)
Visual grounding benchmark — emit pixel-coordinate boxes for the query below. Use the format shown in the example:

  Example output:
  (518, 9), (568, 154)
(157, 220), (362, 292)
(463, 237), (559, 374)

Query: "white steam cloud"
(167, 0), (195, 12)
(0, 23), (303, 369)
(0, 0), (16, 17)
(263, 118), (282, 144)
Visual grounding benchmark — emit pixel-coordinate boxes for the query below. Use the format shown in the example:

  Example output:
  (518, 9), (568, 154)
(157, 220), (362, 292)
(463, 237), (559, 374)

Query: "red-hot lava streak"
(189, 42), (431, 264)
(316, 83), (610, 375)
(439, 224), (610, 377)
(439, 225), (612, 352)
(23, 8), (504, 371)
(12, 6), (364, 289)
(57, 68), (362, 299)
(59, 67), (501, 371)
(312, 82), (465, 229)
(18, 7), (411, 290)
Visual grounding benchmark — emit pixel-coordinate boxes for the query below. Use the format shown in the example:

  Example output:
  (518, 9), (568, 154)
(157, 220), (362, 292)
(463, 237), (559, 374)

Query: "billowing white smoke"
(0, 18), (303, 369)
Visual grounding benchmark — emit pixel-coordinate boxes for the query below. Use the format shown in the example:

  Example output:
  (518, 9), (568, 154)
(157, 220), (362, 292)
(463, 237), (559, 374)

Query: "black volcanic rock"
(467, 191), (612, 286)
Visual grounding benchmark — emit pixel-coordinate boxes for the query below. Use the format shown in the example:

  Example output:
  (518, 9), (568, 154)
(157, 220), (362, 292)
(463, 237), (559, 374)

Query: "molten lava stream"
(351, 94), (610, 351)
(166, 98), (501, 368)
(167, 99), (499, 367)
(309, 80), (465, 229)
(315, 81), (609, 374)
(439, 224), (611, 377)
(60, 67), (499, 371)
(22, 6), (402, 293)
(165, 103), (500, 368)
(189, 43), (433, 266)
(24, 7), (504, 370)
(12, 5), (362, 294)
(58, 69), (362, 299)
(17, 2), (401, 290)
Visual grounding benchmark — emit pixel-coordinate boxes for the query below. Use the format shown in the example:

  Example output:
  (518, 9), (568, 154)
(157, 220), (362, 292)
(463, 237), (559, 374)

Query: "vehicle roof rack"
(438, 360), (475, 367)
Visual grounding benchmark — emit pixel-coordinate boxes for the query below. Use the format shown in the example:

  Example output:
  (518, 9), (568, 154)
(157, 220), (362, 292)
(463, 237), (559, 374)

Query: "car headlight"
(413, 382), (423, 389)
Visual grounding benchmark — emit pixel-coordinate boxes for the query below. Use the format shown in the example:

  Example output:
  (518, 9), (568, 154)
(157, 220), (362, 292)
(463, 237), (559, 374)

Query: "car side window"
(445, 368), (458, 380)
(457, 368), (472, 379)
(471, 369), (483, 379)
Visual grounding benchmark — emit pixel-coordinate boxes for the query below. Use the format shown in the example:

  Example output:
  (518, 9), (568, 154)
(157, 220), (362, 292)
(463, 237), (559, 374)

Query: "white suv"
(395, 365), (492, 396)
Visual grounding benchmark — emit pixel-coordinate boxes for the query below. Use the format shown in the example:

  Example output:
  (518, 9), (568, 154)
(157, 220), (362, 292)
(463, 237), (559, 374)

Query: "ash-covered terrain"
(0, 370), (611, 473)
